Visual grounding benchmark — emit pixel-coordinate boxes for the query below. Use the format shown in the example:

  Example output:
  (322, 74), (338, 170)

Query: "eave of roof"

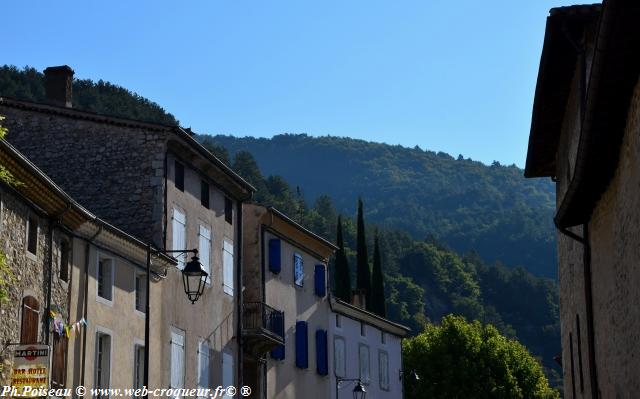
(0, 96), (256, 197)
(525, 4), (602, 178)
(268, 206), (339, 251)
(330, 295), (410, 336)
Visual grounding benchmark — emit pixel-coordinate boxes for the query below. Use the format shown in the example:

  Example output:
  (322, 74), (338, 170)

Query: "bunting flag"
(48, 310), (87, 338)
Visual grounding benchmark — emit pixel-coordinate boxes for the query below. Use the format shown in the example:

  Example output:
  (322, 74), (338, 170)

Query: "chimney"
(44, 65), (74, 108)
(351, 289), (367, 310)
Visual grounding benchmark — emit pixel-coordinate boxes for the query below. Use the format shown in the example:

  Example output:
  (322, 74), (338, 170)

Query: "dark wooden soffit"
(557, 0), (640, 228)
(525, 4), (602, 178)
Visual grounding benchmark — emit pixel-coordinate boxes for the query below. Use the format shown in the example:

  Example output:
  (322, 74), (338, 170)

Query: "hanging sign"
(10, 345), (50, 396)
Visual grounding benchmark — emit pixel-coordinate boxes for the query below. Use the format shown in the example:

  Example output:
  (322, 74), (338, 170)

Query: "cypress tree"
(333, 216), (352, 302)
(370, 229), (386, 317)
(356, 198), (372, 309)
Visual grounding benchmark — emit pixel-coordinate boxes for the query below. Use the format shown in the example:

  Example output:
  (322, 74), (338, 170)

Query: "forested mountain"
(0, 65), (178, 125)
(202, 144), (561, 387)
(206, 134), (557, 278)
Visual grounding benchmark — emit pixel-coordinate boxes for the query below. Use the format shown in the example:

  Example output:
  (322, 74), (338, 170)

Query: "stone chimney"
(44, 65), (74, 108)
(351, 289), (367, 310)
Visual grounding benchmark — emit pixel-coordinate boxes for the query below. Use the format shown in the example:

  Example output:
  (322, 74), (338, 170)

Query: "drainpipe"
(45, 221), (54, 345)
(236, 200), (244, 389)
(554, 220), (599, 399)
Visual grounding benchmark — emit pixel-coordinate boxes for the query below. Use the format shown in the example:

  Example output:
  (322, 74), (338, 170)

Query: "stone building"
(0, 65), (255, 391)
(525, 1), (640, 398)
(0, 139), (174, 390)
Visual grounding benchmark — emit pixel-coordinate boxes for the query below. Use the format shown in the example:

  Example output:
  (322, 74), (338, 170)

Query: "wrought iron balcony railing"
(242, 301), (285, 346)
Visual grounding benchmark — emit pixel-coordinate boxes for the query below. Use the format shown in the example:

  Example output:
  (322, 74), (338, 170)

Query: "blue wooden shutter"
(270, 312), (285, 360)
(295, 321), (308, 369)
(315, 329), (328, 376)
(268, 239), (281, 274)
(314, 264), (326, 297)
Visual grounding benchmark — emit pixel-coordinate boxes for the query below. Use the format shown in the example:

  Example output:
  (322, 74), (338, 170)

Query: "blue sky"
(4, 0), (582, 166)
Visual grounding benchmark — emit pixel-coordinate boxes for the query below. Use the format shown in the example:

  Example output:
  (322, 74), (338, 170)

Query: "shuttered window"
(134, 345), (145, 390)
(315, 329), (328, 376)
(379, 350), (389, 390)
(270, 311), (285, 360)
(359, 344), (370, 384)
(268, 239), (281, 274)
(170, 331), (185, 389)
(295, 321), (308, 369)
(334, 336), (346, 378)
(223, 240), (234, 296)
(198, 341), (210, 393)
(172, 209), (186, 269)
(222, 352), (234, 392)
(135, 274), (147, 313)
(51, 334), (68, 388)
(95, 332), (111, 390)
(198, 226), (211, 284)
(97, 258), (114, 302)
(314, 264), (326, 297)
(293, 254), (304, 287)
(20, 296), (39, 344)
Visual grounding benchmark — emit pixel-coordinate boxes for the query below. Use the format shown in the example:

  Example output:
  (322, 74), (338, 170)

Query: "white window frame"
(96, 254), (114, 306)
(133, 339), (145, 390)
(134, 272), (147, 316)
(94, 326), (113, 396)
(172, 208), (187, 269)
(197, 340), (211, 395)
(359, 344), (370, 385)
(379, 350), (390, 391)
(334, 336), (346, 378)
(198, 225), (212, 285)
(222, 239), (234, 296)
(170, 328), (185, 390)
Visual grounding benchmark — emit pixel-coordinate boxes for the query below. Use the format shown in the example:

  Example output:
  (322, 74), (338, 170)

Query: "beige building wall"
(160, 152), (239, 390)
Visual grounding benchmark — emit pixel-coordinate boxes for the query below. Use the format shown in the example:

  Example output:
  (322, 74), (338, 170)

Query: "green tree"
(370, 229), (386, 317)
(333, 216), (352, 302)
(355, 198), (371, 309)
(403, 315), (559, 399)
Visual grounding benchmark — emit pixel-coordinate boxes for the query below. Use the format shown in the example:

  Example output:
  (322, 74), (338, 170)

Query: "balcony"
(242, 301), (285, 354)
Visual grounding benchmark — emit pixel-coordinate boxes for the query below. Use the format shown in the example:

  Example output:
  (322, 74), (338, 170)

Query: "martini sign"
(10, 345), (50, 396)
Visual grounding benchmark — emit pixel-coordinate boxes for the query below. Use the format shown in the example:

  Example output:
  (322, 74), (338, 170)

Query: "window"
(95, 332), (111, 391)
(359, 344), (370, 384)
(51, 334), (68, 388)
(360, 322), (366, 337)
(335, 314), (342, 329)
(379, 351), (389, 391)
(135, 274), (147, 313)
(314, 264), (326, 297)
(134, 345), (145, 390)
(293, 253), (304, 287)
(59, 240), (70, 282)
(223, 239), (234, 296)
(222, 352), (234, 396)
(200, 180), (210, 209)
(97, 257), (114, 302)
(224, 197), (233, 225)
(170, 330), (185, 389)
(175, 161), (184, 191)
(381, 331), (386, 345)
(172, 209), (186, 269)
(198, 225), (211, 285)
(295, 321), (308, 369)
(334, 336), (346, 378)
(197, 341), (210, 393)
(27, 216), (38, 255)
(315, 329), (328, 376)
(20, 296), (39, 344)
(268, 239), (281, 274)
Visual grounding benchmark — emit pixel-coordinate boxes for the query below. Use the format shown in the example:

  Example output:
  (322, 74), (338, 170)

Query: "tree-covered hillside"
(0, 65), (178, 125)
(204, 144), (561, 387)
(206, 134), (557, 278)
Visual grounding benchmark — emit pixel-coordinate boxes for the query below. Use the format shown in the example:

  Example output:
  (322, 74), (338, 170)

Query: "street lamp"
(336, 378), (367, 399)
(143, 247), (207, 399)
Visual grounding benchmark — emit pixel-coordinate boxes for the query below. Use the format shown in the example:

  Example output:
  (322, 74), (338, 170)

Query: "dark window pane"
(27, 217), (38, 254)
(60, 240), (69, 282)
(175, 161), (185, 191)
(201, 180), (210, 209)
(225, 197), (233, 225)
